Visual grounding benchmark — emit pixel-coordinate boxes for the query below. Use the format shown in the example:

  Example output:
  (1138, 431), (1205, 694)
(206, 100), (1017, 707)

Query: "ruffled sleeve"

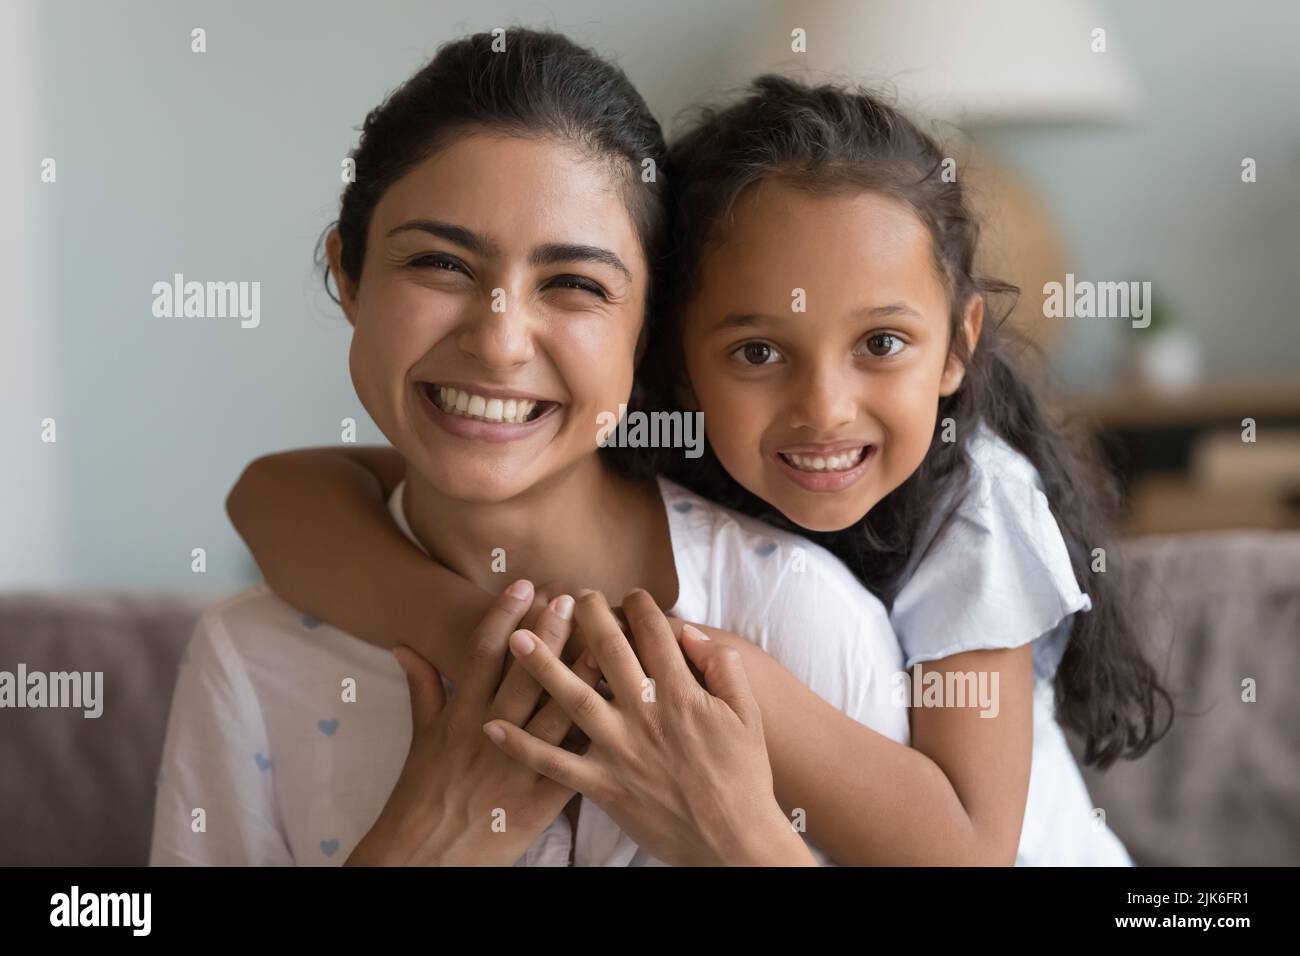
(888, 426), (1090, 681)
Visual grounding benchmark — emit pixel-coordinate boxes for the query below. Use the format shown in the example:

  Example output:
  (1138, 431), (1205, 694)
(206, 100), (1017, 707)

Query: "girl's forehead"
(701, 185), (937, 287)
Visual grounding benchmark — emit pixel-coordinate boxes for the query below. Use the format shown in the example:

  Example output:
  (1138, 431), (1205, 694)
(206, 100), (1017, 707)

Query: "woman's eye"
(547, 275), (608, 299)
(408, 254), (467, 274)
(860, 333), (904, 358)
(732, 341), (782, 366)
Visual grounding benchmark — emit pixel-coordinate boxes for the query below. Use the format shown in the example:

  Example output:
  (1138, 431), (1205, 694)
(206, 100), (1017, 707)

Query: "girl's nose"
(789, 364), (858, 433)
(455, 295), (535, 370)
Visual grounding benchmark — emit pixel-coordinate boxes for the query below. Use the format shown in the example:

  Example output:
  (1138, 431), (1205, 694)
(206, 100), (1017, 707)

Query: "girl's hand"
(483, 589), (816, 866)
(346, 581), (602, 866)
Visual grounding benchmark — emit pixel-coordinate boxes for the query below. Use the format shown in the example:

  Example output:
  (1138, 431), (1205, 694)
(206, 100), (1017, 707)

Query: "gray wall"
(984, 0), (1300, 385)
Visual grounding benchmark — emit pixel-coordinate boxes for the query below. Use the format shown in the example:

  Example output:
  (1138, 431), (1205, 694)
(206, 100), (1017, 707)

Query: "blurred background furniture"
(1064, 377), (1300, 535)
(3, 529), (1298, 866)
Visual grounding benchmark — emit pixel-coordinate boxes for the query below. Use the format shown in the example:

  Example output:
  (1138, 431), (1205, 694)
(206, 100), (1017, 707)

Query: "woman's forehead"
(373, 133), (644, 264)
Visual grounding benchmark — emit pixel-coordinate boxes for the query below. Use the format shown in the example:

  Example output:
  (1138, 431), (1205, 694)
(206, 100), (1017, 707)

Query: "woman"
(150, 29), (906, 867)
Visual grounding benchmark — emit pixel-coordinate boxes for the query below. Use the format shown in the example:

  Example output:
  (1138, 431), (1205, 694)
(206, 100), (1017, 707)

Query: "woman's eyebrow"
(530, 243), (631, 281)
(386, 219), (499, 257)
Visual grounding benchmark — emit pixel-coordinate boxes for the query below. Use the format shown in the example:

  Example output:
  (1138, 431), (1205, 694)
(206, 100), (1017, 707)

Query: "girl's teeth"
(783, 448), (866, 472)
(433, 386), (538, 424)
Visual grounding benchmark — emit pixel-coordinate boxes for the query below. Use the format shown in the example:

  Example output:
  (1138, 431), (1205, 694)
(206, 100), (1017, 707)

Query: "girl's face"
(683, 180), (982, 532)
(332, 132), (647, 504)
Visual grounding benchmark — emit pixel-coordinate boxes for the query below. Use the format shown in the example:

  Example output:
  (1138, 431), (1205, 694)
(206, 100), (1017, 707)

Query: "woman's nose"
(455, 294), (535, 369)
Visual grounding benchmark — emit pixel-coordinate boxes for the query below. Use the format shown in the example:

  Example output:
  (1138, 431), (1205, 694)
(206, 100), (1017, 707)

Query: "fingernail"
(483, 722), (506, 744)
(506, 579), (533, 601)
(581, 650), (599, 669)
(682, 624), (710, 641)
(509, 630), (536, 655)
(552, 594), (575, 620)
(576, 588), (597, 598)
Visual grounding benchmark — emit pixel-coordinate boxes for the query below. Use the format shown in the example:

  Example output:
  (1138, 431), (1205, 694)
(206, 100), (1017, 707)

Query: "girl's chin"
(785, 508), (866, 534)
(766, 485), (876, 534)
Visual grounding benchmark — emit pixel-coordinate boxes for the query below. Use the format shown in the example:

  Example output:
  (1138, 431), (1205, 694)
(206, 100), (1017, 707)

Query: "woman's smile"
(414, 379), (563, 444)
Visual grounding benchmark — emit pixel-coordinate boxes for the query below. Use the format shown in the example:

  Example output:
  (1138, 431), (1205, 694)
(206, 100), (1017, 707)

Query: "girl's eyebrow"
(713, 312), (773, 332)
(713, 302), (923, 332)
(857, 303), (924, 322)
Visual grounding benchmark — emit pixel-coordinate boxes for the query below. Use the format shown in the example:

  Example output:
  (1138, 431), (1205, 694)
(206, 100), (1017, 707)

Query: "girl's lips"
(415, 382), (560, 444)
(773, 444), (877, 493)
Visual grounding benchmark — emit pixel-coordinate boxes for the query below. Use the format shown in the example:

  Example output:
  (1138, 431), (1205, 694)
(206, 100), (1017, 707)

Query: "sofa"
(2, 530), (1298, 866)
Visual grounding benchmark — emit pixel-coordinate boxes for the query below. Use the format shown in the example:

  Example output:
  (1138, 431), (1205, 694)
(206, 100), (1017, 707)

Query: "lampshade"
(721, 0), (1142, 126)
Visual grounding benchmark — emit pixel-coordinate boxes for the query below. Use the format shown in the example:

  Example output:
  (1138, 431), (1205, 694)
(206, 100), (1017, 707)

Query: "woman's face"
(682, 180), (981, 532)
(333, 132), (647, 504)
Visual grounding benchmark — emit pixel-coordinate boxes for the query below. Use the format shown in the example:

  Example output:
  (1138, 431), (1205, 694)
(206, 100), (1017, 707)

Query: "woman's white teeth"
(436, 386), (537, 423)
(783, 448), (866, 472)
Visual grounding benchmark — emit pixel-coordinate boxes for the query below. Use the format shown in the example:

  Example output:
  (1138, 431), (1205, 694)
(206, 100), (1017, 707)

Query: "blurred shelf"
(1056, 376), (1300, 535)
(1060, 376), (1300, 429)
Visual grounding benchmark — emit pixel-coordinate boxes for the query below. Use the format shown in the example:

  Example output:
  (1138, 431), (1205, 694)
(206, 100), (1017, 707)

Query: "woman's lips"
(415, 382), (560, 443)
(774, 444), (877, 493)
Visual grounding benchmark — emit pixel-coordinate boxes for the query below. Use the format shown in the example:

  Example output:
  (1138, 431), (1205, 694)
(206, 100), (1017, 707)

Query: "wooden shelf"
(1059, 376), (1300, 429)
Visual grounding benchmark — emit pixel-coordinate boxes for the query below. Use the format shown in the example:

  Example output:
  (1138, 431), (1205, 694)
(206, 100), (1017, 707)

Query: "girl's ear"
(325, 229), (360, 327)
(939, 293), (985, 397)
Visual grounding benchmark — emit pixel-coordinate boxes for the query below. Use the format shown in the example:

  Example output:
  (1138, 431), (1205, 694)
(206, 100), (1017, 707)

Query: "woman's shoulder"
(657, 477), (869, 581)
(186, 585), (394, 684)
(655, 475), (893, 630)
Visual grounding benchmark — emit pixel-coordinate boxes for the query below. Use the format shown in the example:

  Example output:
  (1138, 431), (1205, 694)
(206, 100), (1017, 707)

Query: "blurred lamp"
(719, 0), (1143, 352)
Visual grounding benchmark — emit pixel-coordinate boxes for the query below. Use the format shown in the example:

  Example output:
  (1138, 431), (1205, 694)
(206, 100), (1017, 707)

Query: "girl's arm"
(226, 446), (494, 681)
(693, 630), (1034, 865)
(228, 448), (1033, 864)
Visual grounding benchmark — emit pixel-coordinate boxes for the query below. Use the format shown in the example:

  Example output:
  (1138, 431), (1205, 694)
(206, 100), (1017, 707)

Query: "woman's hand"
(346, 580), (602, 866)
(482, 589), (816, 866)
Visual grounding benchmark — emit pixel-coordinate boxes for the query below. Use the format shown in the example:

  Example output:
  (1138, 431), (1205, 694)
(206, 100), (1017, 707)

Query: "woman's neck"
(402, 456), (677, 608)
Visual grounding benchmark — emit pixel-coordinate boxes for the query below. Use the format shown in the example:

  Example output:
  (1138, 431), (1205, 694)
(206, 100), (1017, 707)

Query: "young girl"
(227, 75), (1170, 864)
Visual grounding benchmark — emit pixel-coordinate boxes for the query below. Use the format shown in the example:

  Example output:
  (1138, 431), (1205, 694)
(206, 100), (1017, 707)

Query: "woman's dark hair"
(648, 74), (1172, 768)
(320, 28), (670, 317)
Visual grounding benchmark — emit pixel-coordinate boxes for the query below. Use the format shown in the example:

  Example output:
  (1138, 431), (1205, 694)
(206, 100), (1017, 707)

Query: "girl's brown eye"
(863, 333), (903, 357)
(740, 342), (775, 365)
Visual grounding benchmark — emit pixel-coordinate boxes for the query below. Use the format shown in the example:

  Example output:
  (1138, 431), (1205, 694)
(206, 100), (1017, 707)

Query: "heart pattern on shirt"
(254, 752), (272, 771)
(320, 839), (340, 857)
(318, 718), (339, 736)
(755, 542), (778, 557)
(672, 501), (694, 513)
(301, 614), (322, 629)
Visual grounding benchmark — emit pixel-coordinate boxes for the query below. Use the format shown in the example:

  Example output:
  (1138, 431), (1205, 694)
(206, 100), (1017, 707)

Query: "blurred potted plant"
(1131, 295), (1202, 391)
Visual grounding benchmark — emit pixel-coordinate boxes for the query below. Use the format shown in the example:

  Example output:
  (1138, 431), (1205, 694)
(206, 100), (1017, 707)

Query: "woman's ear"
(325, 229), (360, 327)
(634, 324), (649, 368)
(939, 293), (985, 397)
(674, 372), (700, 412)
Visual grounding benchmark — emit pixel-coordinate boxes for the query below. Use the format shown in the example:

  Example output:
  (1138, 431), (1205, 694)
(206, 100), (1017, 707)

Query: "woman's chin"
(409, 458), (539, 505)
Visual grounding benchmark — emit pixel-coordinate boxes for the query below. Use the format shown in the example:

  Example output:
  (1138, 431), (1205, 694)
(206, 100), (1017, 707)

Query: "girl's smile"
(774, 442), (879, 493)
